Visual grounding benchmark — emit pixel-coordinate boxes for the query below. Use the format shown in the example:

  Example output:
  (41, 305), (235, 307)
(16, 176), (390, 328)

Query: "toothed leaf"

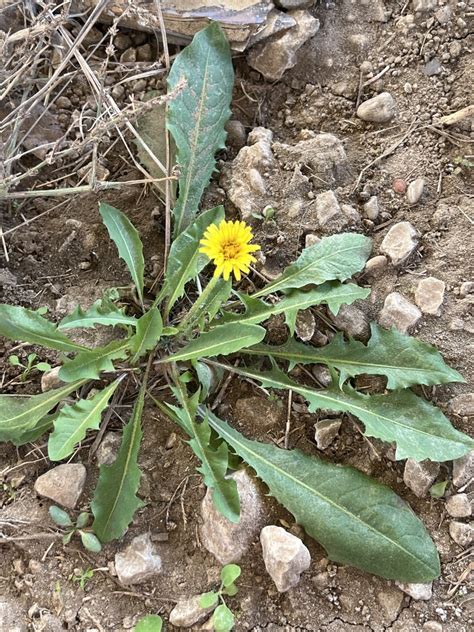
(59, 339), (130, 382)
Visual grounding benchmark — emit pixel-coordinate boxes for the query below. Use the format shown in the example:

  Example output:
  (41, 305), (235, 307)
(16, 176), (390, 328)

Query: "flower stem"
(178, 275), (220, 335)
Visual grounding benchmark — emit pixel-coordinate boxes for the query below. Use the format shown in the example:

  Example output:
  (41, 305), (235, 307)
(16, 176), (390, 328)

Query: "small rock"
(435, 6), (452, 24)
(379, 292), (421, 334)
(393, 178), (407, 194)
(363, 196), (379, 220)
(40, 366), (63, 392)
(396, 581), (433, 601)
(377, 588), (404, 621)
(295, 309), (316, 341)
(412, 0), (436, 11)
(120, 48), (137, 63)
(247, 11), (319, 81)
(136, 43), (152, 62)
(403, 459), (440, 497)
(315, 190), (348, 232)
(449, 393), (474, 417)
(364, 255), (388, 277)
(200, 469), (264, 564)
(341, 204), (361, 224)
(314, 419), (342, 450)
(460, 281), (474, 297)
(276, 0), (314, 8)
(260, 525), (311, 592)
(96, 432), (121, 466)
(169, 595), (216, 628)
(331, 304), (370, 340)
(380, 221), (418, 265)
(312, 571), (330, 588)
(0, 268), (17, 286)
(448, 521), (474, 547)
(356, 92), (397, 123)
(423, 622), (443, 632)
(424, 58), (442, 76)
(56, 96), (72, 109)
(305, 233), (321, 248)
(446, 493), (472, 518)
(406, 178), (425, 205)
(113, 32), (132, 51)
(312, 365), (332, 388)
(0, 598), (27, 632)
(415, 277), (445, 315)
(452, 450), (474, 488)
(35, 464), (86, 509)
(225, 119), (247, 151)
(115, 534), (162, 585)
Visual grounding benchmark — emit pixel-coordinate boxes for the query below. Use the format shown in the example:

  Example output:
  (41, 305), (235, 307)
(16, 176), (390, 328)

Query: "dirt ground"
(0, 1), (473, 631)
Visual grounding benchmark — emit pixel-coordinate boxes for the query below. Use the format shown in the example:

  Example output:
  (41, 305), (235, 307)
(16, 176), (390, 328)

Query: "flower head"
(199, 219), (260, 281)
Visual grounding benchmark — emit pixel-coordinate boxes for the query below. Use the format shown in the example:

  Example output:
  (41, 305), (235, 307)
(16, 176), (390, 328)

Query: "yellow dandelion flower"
(199, 219), (260, 281)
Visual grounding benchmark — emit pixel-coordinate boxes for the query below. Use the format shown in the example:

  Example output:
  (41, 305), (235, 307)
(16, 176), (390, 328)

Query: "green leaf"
(162, 323), (266, 363)
(8, 355), (21, 366)
(430, 480), (448, 499)
(133, 615), (163, 632)
(48, 380), (120, 461)
(212, 604), (235, 632)
(206, 409), (440, 582)
(36, 362), (52, 372)
(76, 512), (90, 528)
(198, 277), (232, 327)
(212, 363), (474, 462)
(221, 564), (241, 587)
(199, 591), (219, 609)
(246, 323), (464, 389)
(0, 381), (85, 443)
(219, 282), (370, 333)
(58, 299), (137, 330)
(62, 530), (74, 545)
(99, 202), (145, 303)
(49, 505), (72, 527)
(59, 339), (130, 382)
(92, 378), (146, 542)
(79, 531), (102, 553)
(13, 412), (57, 446)
(253, 233), (372, 298)
(171, 387), (240, 523)
(222, 583), (238, 597)
(167, 22), (233, 236)
(0, 304), (86, 352)
(129, 309), (163, 364)
(163, 206), (225, 312)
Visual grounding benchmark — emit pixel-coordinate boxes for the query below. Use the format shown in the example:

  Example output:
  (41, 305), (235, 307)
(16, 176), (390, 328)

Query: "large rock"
(169, 595), (216, 628)
(199, 469), (264, 564)
(379, 292), (422, 334)
(380, 221), (418, 265)
(248, 10), (319, 81)
(35, 464), (86, 509)
(414, 277), (445, 315)
(226, 127), (274, 220)
(403, 459), (439, 498)
(115, 534), (162, 585)
(260, 526), (311, 592)
(356, 92), (397, 123)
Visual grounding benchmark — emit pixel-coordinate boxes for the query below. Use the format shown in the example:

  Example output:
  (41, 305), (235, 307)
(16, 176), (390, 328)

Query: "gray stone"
(169, 595), (216, 628)
(115, 534), (162, 585)
(0, 268), (17, 286)
(424, 58), (442, 76)
(406, 178), (425, 205)
(35, 464), (86, 509)
(363, 196), (380, 220)
(415, 277), (445, 315)
(247, 11), (319, 81)
(423, 622), (443, 632)
(376, 588), (404, 622)
(379, 292), (421, 334)
(95, 432), (121, 466)
(341, 204), (361, 224)
(276, 0), (313, 8)
(412, 0), (436, 11)
(403, 459), (440, 498)
(452, 450), (474, 488)
(314, 419), (342, 450)
(295, 309), (315, 341)
(225, 119), (247, 151)
(0, 597), (28, 632)
(364, 255), (388, 277)
(396, 581), (433, 601)
(448, 521), (474, 547)
(40, 366), (63, 392)
(315, 190), (348, 232)
(200, 469), (264, 564)
(331, 304), (370, 341)
(356, 92), (397, 123)
(305, 233), (321, 248)
(120, 47), (137, 63)
(113, 33), (132, 51)
(460, 281), (474, 297)
(136, 43), (152, 62)
(435, 6), (452, 24)
(312, 365), (332, 388)
(449, 393), (474, 417)
(446, 493), (472, 518)
(260, 525), (311, 592)
(380, 221), (418, 265)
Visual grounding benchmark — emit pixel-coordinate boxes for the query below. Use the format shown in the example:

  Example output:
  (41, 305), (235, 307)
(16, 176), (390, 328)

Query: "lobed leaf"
(211, 363), (474, 462)
(129, 309), (163, 364)
(0, 304), (86, 352)
(162, 323), (266, 363)
(247, 323), (464, 389)
(253, 233), (372, 298)
(206, 409), (441, 582)
(167, 22), (234, 236)
(59, 339), (130, 382)
(58, 299), (137, 330)
(0, 381), (85, 443)
(48, 379), (120, 461)
(92, 378), (146, 542)
(99, 202), (145, 303)
(13, 412), (57, 446)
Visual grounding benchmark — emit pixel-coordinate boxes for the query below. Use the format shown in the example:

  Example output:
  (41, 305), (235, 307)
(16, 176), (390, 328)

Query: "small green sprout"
(8, 352), (51, 382)
(133, 615), (163, 631)
(70, 567), (94, 590)
(199, 563), (241, 631)
(49, 506), (102, 553)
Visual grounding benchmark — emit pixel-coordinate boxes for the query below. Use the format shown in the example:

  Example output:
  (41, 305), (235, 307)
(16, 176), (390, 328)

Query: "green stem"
(177, 275), (220, 335)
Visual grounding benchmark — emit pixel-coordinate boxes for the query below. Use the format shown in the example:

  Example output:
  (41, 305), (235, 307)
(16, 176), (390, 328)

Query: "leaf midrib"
(104, 210), (143, 301)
